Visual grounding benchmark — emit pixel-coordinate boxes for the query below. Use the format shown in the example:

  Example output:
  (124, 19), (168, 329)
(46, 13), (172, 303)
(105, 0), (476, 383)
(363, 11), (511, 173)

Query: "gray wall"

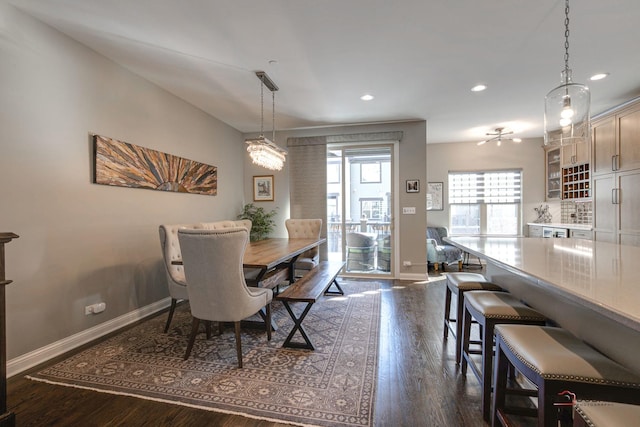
(426, 138), (547, 233)
(1, 4), (246, 360)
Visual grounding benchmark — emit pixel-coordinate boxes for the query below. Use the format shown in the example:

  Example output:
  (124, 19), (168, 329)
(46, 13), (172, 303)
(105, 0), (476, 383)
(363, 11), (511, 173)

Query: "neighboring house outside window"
(448, 170), (522, 236)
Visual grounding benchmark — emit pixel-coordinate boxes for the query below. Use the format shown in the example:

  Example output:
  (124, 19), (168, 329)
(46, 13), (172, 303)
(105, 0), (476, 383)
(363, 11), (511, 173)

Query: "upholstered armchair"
(178, 227), (272, 368)
(285, 218), (322, 275)
(346, 232), (377, 272)
(377, 234), (392, 272)
(426, 226), (463, 271)
(158, 224), (191, 333)
(158, 220), (256, 333)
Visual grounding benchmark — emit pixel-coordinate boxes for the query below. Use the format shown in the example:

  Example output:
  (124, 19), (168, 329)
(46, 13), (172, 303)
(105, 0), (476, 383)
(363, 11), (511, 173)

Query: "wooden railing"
(0, 232), (18, 427)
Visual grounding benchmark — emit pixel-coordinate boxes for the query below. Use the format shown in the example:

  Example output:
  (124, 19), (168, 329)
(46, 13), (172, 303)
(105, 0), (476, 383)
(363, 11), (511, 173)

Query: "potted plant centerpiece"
(238, 203), (277, 241)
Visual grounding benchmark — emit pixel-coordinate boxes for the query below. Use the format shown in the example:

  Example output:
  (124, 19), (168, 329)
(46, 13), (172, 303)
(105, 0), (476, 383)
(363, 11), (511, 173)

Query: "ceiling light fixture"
(245, 71), (287, 171)
(544, 0), (590, 146)
(590, 73), (609, 81)
(360, 94), (374, 101)
(477, 127), (522, 146)
(471, 84), (487, 92)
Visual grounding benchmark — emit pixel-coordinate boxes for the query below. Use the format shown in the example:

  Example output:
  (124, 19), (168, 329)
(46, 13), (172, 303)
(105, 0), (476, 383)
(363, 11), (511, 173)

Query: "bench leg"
(324, 279), (344, 296)
(281, 301), (315, 350)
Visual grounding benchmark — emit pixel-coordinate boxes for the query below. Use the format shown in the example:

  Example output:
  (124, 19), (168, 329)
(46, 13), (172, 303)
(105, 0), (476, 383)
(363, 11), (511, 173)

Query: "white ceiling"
(9, 0), (640, 143)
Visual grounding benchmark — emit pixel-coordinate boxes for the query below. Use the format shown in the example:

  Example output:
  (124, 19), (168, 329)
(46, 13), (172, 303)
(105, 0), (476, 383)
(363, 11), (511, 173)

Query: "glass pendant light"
(245, 71), (287, 171)
(544, 0), (590, 146)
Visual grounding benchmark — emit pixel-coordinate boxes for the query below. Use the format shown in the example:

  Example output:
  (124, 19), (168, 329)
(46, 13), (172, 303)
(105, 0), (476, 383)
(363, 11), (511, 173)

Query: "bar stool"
(443, 272), (502, 364)
(460, 291), (546, 421)
(492, 325), (640, 427)
(574, 401), (640, 427)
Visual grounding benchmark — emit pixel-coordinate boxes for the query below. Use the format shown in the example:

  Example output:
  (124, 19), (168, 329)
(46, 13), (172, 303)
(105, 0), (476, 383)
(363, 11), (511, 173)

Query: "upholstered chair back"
(177, 227), (273, 322)
(159, 220), (252, 289)
(285, 218), (322, 262)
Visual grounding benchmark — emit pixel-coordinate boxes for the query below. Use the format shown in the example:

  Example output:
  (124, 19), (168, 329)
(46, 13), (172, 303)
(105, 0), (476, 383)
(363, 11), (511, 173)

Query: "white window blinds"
(449, 170), (521, 204)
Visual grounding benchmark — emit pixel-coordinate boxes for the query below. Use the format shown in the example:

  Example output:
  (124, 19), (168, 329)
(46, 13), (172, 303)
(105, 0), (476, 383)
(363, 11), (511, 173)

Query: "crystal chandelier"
(544, 0), (590, 146)
(245, 71), (287, 171)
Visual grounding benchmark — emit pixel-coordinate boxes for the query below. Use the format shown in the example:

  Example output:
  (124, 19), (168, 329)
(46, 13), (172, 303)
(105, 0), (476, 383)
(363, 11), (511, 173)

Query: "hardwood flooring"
(7, 276), (496, 426)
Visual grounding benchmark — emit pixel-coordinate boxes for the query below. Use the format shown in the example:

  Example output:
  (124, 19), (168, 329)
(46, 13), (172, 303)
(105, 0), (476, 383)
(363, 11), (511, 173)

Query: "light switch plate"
(403, 207), (416, 214)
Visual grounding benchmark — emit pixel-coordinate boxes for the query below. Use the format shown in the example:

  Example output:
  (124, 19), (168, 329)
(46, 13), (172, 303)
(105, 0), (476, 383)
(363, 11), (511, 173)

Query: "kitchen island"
(444, 236), (640, 375)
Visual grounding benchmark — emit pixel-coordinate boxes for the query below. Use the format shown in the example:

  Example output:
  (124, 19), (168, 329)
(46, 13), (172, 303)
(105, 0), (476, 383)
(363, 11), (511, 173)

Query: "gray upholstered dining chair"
(158, 224), (191, 333)
(285, 218), (322, 276)
(177, 227), (272, 368)
(158, 220), (257, 333)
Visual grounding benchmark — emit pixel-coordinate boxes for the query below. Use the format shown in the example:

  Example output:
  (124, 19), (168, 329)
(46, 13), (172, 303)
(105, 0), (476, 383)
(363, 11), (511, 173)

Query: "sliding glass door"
(327, 144), (393, 276)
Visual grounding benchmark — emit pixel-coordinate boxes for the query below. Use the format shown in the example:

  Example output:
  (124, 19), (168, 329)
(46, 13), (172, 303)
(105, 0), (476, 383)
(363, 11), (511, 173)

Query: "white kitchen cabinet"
(570, 229), (592, 240)
(592, 98), (640, 246)
(561, 141), (590, 168)
(528, 224), (543, 237)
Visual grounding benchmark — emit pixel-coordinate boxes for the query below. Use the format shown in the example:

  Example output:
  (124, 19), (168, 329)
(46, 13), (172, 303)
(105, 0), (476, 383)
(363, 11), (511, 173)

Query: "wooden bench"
(274, 260), (345, 350)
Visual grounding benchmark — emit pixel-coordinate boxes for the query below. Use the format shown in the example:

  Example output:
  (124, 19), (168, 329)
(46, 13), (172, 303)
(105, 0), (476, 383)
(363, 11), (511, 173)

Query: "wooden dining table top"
(242, 237), (326, 270)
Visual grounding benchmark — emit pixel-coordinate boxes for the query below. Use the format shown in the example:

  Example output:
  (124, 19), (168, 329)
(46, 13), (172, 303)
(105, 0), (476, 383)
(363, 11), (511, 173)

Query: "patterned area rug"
(28, 281), (380, 427)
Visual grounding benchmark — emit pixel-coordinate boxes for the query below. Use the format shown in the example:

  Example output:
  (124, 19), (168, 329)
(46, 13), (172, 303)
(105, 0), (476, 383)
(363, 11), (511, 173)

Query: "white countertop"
(444, 236), (640, 331)
(527, 222), (592, 231)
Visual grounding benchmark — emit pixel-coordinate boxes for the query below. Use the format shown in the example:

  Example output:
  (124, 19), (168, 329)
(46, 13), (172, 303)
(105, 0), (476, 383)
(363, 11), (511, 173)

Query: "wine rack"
(562, 163), (590, 199)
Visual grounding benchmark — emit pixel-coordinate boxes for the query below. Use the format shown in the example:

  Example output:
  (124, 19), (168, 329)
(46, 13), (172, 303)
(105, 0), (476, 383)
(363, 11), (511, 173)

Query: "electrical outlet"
(403, 261), (412, 267)
(85, 302), (106, 315)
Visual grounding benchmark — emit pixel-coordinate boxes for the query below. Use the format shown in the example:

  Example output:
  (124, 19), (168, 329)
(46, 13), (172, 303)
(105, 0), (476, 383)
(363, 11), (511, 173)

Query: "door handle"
(612, 188), (621, 204)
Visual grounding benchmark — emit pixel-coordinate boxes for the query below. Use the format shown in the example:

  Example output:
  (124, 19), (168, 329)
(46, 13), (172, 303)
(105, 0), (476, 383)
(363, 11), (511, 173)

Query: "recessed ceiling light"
(471, 84), (487, 92)
(360, 94), (374, 101)
(590, 73), (609, 81)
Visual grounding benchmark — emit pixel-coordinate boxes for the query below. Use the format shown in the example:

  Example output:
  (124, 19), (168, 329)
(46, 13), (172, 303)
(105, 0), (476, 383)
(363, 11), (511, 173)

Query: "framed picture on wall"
(253, 175), (274, 201)
(427, 182), (443, 210)
(406, 179), (420, 193)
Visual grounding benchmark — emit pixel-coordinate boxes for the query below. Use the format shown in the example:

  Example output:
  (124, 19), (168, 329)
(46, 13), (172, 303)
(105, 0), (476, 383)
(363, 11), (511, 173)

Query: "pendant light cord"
(259, 74), (265, 137)
(564, 0), (570, 74)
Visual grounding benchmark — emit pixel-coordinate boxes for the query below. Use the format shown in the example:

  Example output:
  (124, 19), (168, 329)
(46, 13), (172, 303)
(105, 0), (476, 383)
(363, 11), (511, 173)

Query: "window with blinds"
(448, 170), (522, 236)
(449, 170), (521, 204)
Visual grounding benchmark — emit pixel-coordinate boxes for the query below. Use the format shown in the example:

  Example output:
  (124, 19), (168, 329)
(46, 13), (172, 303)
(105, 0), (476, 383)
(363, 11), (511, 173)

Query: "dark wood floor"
(7, 275), (493, 426)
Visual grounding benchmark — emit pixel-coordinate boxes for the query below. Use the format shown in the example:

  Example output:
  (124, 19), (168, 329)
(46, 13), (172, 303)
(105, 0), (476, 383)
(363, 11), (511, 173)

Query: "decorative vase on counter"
(533, 204), (552, 223)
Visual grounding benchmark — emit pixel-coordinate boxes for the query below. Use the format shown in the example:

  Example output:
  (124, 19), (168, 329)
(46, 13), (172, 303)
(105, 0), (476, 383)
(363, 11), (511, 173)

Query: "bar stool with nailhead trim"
(491, 325), (640, 427)
(460, 290), (547, 421)
(443, 272), (502, 364)
(574, 401), (640, 427)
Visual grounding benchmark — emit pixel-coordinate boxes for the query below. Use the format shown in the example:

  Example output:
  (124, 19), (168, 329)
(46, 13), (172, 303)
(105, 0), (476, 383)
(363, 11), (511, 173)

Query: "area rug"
(28, 281), (381, 427)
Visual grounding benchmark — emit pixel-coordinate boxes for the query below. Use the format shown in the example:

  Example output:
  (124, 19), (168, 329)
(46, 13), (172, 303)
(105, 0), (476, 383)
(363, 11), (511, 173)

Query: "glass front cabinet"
(545, 146), (561, 200)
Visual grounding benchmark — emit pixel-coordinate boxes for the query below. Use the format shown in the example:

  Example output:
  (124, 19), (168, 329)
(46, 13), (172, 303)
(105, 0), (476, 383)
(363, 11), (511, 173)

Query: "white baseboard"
(399, 272), (430, 281)
(7, 297), (171, 378)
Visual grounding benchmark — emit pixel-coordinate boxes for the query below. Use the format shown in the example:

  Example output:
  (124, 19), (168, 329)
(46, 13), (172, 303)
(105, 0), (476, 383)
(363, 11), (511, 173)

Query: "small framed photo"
(253, 175), (274, 201)
(406, 179), (420, 193)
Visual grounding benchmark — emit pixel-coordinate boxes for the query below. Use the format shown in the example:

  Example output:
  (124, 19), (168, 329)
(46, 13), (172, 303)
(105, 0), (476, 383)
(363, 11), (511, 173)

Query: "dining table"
(241, 237), (325, 288)
(444, 236), (640, 376)
(172, 237), (325, 283)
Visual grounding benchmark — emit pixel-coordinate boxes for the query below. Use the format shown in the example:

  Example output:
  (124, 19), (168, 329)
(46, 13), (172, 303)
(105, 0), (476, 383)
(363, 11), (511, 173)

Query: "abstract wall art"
(93, 134), (217, 196)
